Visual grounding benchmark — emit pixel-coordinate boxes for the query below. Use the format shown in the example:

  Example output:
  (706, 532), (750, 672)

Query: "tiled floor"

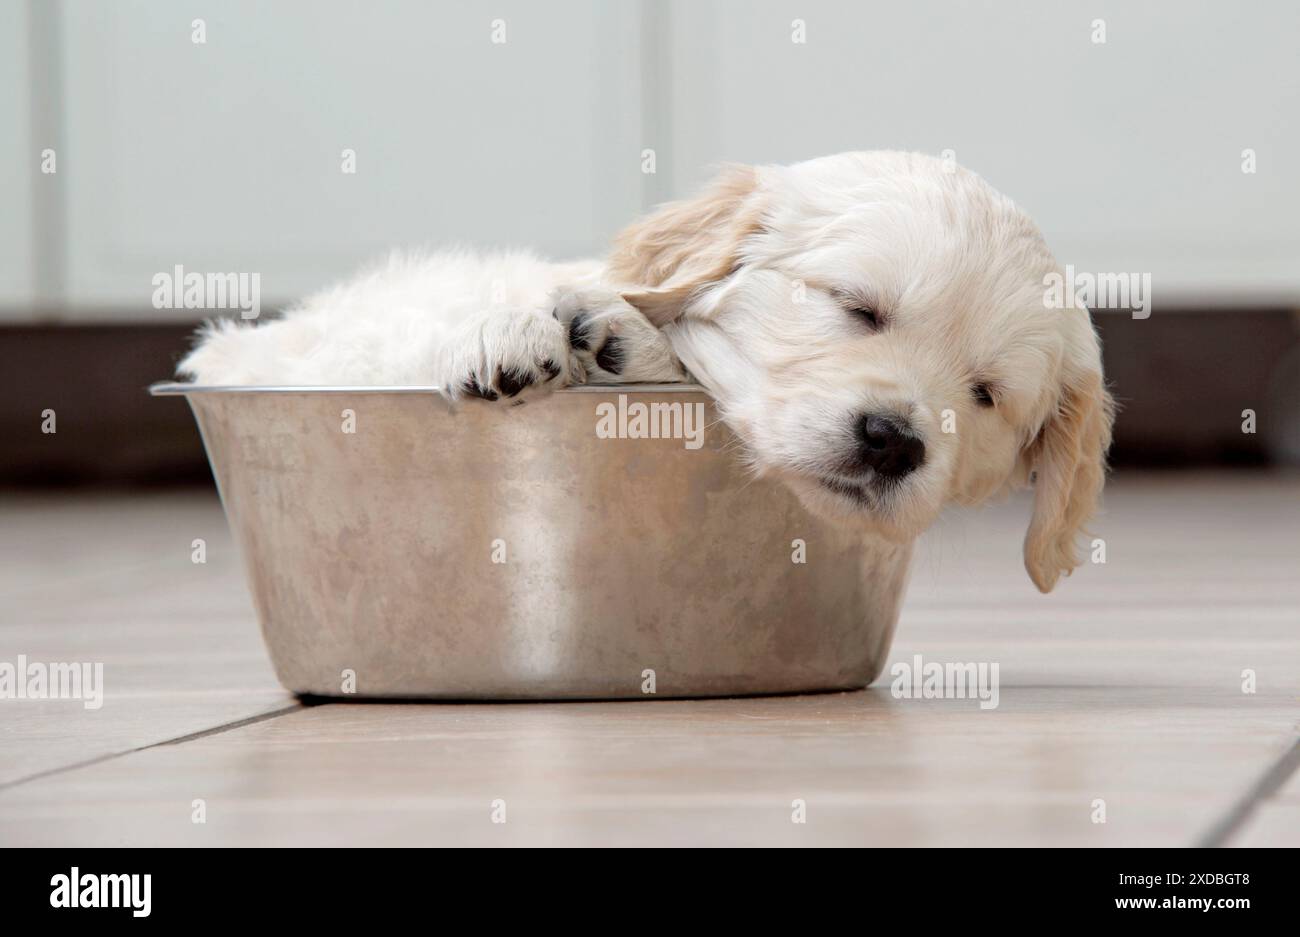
(1, 472), (1297, 846)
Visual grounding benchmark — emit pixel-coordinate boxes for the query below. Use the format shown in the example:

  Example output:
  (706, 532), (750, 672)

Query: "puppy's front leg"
(436, 305), (585, 401)
(553, 287), (687, 384)
(438, 288), (687, 401)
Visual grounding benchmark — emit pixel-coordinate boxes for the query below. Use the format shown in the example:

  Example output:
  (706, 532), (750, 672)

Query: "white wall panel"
(9, 0), (1298, 320)
(663, 0), (1300, 306)
(0, 1), (35, 317)
(55, 0), (646, 319)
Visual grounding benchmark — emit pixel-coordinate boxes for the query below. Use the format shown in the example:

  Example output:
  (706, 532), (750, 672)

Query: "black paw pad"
(594, 336), (625, 375)
(462, 378), (499, 401)
(497, 368), (534, 398)
(568, 313), (592, 351)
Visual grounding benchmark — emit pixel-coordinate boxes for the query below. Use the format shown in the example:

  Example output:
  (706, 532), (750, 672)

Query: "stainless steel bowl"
(152, 383), (911, 699)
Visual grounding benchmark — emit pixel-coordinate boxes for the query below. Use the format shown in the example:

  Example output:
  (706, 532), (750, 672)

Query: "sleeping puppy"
(180, 150), (1113, 593)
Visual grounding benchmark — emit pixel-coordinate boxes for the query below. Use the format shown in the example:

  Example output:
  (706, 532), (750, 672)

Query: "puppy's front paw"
(553, 288), (687, 384)
(440, 311), (583, 402)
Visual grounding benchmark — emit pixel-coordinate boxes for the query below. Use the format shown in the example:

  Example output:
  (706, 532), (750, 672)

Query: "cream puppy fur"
(180, 251), (684, 392)
(180, 151), (1112, 593)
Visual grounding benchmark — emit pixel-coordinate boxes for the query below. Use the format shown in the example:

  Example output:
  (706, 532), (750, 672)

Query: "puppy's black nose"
(855, 414), (926, 478)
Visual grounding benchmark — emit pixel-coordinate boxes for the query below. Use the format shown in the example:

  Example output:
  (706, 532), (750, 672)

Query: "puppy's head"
(610, 151), (1113, 592)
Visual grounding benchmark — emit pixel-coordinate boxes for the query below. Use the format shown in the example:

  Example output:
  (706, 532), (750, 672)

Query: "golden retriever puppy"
(180, 151), (1112, 592)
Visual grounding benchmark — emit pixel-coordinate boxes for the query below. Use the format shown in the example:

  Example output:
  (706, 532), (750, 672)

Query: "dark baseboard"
(1, 323), (210, 487)
(1094, 309), (1299, 467)
(1, 310), (1297, 486)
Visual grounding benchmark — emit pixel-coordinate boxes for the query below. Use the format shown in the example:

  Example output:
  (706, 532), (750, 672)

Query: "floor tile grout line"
(1194, 736), (1300, 847)
(0, 702), (303, 794)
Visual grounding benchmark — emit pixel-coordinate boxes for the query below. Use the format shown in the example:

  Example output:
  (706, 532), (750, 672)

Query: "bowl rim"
(148, 381), (707, 396)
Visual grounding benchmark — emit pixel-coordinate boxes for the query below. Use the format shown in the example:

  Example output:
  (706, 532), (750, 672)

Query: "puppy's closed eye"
(827, 286), (886, 332)
(831, 293), (884, 332)
(847, 304), (882, 330)
(971, 382), (996, 407)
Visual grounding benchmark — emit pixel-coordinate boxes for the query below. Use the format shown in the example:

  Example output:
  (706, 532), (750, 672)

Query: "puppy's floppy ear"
(1023, 367), (1115, 593)
(609, 164), (764, 326)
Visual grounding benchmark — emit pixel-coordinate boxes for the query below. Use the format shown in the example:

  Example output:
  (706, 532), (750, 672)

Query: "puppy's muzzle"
(853, 413), (926, 479)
